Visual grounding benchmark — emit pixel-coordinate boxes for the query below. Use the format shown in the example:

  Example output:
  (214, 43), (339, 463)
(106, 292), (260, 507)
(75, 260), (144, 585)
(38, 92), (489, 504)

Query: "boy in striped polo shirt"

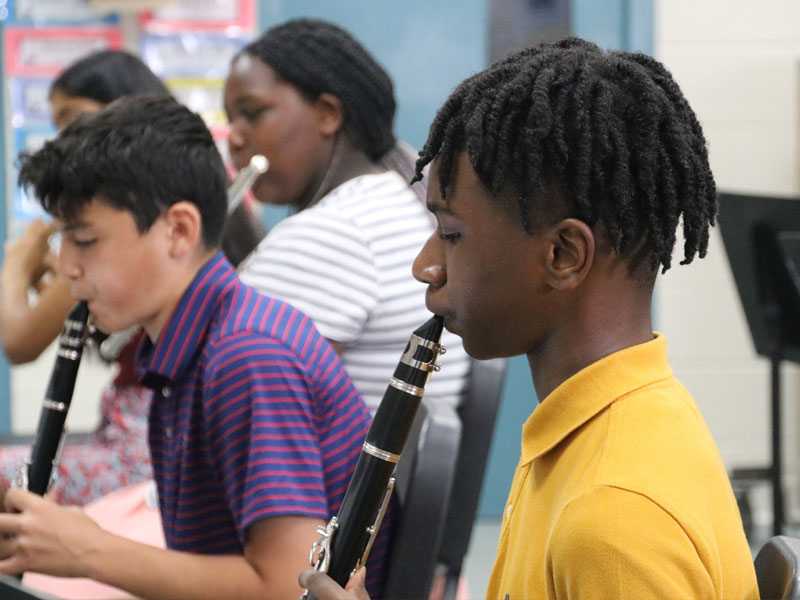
(0, 94), (393, 600)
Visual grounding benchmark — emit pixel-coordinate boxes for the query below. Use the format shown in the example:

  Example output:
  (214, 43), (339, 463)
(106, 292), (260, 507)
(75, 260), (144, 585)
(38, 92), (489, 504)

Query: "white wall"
(10, 339), (114, 436)
(655, 0), (800, 525)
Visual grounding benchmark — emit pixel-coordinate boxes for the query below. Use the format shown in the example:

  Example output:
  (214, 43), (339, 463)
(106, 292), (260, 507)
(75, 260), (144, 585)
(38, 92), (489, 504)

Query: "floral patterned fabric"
(0, 383), (152, 505)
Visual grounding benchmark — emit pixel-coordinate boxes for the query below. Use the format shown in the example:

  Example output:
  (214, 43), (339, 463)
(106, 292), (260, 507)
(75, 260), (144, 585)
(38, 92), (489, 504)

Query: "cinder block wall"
(655, 0), (800, 526)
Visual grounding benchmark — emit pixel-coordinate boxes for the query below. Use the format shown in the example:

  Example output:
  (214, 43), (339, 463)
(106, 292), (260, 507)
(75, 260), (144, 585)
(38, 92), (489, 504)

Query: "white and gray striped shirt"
(239, 171), (471, 412)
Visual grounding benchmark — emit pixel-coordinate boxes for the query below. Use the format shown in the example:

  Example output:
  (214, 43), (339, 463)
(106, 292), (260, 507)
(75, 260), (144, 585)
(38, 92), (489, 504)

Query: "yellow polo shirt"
(486, 334), (758, 600)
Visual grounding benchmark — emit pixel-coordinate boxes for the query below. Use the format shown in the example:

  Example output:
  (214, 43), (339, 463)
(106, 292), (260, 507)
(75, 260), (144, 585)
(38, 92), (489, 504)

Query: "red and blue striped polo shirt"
(137, 253), (393, 596)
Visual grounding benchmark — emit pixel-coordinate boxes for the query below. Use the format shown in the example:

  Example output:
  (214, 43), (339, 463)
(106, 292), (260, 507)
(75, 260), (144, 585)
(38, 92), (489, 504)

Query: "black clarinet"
(302, 315), (445, 600)
(17, 301), (90, 495)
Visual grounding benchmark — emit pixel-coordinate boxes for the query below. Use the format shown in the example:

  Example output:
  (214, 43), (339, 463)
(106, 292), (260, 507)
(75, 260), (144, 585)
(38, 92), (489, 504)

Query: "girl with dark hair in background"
(228, 19), (471, 415)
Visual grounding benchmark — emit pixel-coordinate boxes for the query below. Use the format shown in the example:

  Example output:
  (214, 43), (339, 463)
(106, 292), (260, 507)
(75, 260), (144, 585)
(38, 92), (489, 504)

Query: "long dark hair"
(50, 49), (169, 103)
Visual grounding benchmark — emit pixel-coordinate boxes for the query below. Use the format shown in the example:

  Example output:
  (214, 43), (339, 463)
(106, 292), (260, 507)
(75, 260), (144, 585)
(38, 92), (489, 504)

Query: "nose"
(57, 244), (82, 280)
(413, 233), (446, 287)
(227, 118), (246, 156)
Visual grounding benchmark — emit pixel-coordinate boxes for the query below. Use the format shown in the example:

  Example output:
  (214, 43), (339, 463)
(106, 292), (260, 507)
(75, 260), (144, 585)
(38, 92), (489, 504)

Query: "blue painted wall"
(0, 22), (10, 432)
(573, 0), (653, 54)
(258, 1), (487, 152)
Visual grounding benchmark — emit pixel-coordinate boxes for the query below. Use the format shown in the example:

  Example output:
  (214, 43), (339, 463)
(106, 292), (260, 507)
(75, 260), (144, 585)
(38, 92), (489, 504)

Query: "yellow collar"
(520, 333), (672, 466)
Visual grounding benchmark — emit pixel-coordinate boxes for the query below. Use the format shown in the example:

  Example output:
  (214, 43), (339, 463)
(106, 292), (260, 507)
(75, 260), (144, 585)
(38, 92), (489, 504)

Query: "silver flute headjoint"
(227, 154), (269, 215)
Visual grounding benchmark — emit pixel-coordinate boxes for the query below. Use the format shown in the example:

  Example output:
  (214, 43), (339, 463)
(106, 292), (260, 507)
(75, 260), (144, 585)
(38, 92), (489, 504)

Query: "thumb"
(298, 568), (370, 600)
(4, 488), (36, 513)
(344, 567), (369, 599)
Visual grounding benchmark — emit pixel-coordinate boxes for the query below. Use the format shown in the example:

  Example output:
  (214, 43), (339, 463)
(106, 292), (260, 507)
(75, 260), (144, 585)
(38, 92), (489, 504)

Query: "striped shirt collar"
(137, 252), (237, 386)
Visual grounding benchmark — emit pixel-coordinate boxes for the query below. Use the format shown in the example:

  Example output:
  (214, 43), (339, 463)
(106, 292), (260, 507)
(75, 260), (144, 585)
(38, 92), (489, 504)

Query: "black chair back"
(383, 400), (462, 599)
(439, 358), (508, 600)
(755, 535), (800, 599)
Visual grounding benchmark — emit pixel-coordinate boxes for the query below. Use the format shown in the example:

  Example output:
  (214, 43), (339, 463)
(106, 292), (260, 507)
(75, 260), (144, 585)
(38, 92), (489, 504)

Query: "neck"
(527, 280), (655, 403)
(296, 137), (385, 210)
(142, 247), (218, 342)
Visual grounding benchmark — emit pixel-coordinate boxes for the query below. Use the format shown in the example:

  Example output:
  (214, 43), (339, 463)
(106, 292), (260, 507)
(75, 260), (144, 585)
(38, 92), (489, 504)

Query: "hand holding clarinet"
(300, 567), (370, 600)
(0, 302), (98, 578)
(300, 315), (445, 600)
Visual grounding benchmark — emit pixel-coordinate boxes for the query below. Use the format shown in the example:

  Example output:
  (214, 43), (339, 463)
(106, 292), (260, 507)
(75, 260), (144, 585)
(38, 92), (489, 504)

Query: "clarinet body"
(303, 315), (445, 599)
(18, 301), (90, 495)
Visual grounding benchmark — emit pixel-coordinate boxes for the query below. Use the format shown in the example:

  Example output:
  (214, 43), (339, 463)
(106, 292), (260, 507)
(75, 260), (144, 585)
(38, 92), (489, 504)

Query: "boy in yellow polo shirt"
(300, 37), (758, 599)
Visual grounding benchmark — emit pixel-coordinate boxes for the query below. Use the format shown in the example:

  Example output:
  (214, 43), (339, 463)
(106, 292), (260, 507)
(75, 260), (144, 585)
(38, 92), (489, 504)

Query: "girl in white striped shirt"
(224, 18), (470, 411)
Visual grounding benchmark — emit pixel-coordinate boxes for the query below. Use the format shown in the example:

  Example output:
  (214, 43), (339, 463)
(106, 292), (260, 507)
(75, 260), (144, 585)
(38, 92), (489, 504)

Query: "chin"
(90, 315), (133, 335)
(461, 334), (520, 361)
(252, 181), (288, 206)
(461, 339), (498, 361)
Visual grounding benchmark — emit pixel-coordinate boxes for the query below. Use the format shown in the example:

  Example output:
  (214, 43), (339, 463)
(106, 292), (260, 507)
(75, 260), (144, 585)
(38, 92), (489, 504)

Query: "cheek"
(100, 245), (157, 299)
(454, 255), (533, 353)
(255, 126), (327, 204)
(257, 106), (319, 154)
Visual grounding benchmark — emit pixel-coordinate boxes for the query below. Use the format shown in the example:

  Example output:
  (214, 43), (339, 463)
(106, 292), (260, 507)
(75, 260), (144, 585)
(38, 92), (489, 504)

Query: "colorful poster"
(4, 27), (123, 76)
(141, 32), (247, 78)
(166, 76), (227, 128)
(7, 0), (118, 25)
(8, 77), (53, 126)
(140, 0), (254, 33)
(2, 2), (255, 234)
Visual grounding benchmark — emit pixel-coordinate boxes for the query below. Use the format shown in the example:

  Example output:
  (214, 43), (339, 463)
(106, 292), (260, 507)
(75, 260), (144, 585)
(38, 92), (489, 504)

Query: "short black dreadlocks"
(414, 37), (717, 273)
(242, 18), (396, 160)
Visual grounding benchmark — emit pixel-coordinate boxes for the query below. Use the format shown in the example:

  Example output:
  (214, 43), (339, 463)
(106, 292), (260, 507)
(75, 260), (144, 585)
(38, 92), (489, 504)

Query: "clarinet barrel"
(22, 301), (89, 495)
(303, 315), (444, 598)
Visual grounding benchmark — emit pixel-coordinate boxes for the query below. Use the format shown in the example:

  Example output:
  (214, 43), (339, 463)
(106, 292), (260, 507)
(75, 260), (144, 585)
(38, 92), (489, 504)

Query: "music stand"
(718, 191), (800, 536)
(0, 574), (59, 600)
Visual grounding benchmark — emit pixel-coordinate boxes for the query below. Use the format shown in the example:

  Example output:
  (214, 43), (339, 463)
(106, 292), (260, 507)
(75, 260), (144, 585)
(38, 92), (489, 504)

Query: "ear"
(314, 92), (344, 137)
(544, 218), (595, 291)
(162, 201), (204, 259)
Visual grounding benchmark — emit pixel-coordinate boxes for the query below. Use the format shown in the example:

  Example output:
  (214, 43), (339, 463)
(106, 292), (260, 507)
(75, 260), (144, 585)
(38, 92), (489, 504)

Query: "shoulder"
(552, 485), (691, 553)
(548, 486), (712, 596)
(320, 171), (415, 208)
(204, 288), (324, 373)
(251, 199), (372, 266)
(316, 172), (430, 229)
(598, 379), (724, 494)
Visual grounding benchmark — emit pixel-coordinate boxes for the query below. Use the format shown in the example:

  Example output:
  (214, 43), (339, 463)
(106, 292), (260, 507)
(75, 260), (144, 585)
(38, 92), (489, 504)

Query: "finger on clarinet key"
(299, 568), (371, 600)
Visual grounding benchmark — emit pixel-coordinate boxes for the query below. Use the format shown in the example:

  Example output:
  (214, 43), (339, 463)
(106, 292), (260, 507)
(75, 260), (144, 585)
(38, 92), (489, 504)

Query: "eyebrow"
(425, 201), (455, 215)
(59, 221), (90, 233)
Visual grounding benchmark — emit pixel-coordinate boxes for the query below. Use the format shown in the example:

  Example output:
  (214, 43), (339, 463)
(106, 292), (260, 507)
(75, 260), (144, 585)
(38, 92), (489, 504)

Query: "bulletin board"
(1, 0), (256, 237)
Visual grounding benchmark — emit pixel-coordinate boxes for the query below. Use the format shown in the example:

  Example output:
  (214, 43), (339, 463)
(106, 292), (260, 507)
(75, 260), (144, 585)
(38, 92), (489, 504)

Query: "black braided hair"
(242, 18), (396, 161)
(414, 37), (717, 273)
